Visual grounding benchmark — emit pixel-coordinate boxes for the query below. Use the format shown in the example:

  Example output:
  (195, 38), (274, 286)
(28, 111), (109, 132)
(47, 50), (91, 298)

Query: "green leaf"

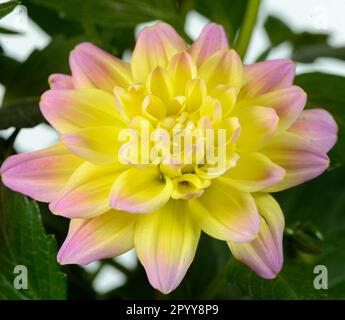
(227, 258), (326, 299)
(24, 0), (185, 32)
(0, 185), (67, 299)
(0, 97), (44, 129)
(293, 44), (345, 63)
(0, 0), (20, 20)
(194, 0), (248, 45)
(2, 36), (81, 103)
(264, 15), (294, 46)
(0, 26), (21, 34)
(275, 166), (345, 298)
(294, 72), (345, 169)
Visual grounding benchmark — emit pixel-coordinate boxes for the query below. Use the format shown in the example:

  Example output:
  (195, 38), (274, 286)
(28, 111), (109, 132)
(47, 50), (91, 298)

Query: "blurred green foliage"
(1, 0), (345, 300)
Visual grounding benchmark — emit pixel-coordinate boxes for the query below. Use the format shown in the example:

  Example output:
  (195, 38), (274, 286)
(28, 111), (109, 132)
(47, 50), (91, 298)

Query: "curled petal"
(135, 200), (200, 294)
(199, 49), (243, 92)
(241, 59), (295, 97)
(261, 132), (330, 192)
(288, 108), (337, 153)
(189, 23), (229, 67)
(110, 166), (173, 214)
(188, 179), (260, 242)
(235, 106), (279, 152)
(58, 210), (136, 265)
(69, 42), (132, 92)
(219, 152), (285, 192)
(48, 74), (74, 89)
(237, 86), (307, 132)
(50, 162), (126, 218)
(0, 143), (82, 202)
(228, 193), (284, 279)
(131, 22), (187, 82)
(62, 126), (123, 165)
(40, 88), (125, 133)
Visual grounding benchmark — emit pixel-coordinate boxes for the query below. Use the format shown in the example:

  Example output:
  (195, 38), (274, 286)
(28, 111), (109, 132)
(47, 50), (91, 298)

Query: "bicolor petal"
(61, 126), (124, 165)
(241, 59), (295, 97)
(219, 152), (285, 192)
(135, 200), (200, 294)
(228, 193), (284, 279)
(40, 88), (125, 133)
(288, 108), (337, 153)
(131, 22), (187, 82)
(235, 106), (279, 152)
(188, 179), (260, 242)
(58, 210), (136, 265)
(69, 42), (132, 92)
(110, 166), (173, 214)
(199, 49), (243, 92)
(50, 162), (126, 218)
(261, 132), (330, 192)
(0, 142), (83, 202)
(237, 86), (307, 132)
(48, 74), (74, 89)
(189, 23), (229, 67)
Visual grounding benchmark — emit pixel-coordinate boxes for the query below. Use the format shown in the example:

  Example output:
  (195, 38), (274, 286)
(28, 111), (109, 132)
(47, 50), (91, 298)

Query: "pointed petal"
(69, 42), (132, 92)
(0, 143), (83, 202)
(114, 84), (145, 121)
(188, 179), (260, 242)
(62, 126), (123, 165)
(168, 52), (197, 96)
(199, 49), (243, 92)
(135, 200), (200, 294)
(131, 22), (187, 82)
(261, 132), (330, 192)
(185, 78), (207, 112)
(40, 88), (125, 133)
(228, 193), (284, 279)
(237, 86), (307, 132)
(235, 106), (279, 152)
(219, 152), (285, 192)
(189, 23), (229, 67)
(288, 108), (337, 153)
(50, 162), (125, 218)
(48, 74), (74, 89)
(110, 166), (172, 214)
(241, 59), (295, 97)
(147, 66), (173, 105)
(58, 210), (136, 265)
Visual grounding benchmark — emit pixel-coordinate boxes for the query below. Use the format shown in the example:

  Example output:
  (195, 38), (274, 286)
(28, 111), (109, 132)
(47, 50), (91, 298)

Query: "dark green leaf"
(276, 166), (345, 298)
(194, 0), (248, 45)
(227, 258), (326, 299)
(295, 72), (345, 169)
(0, 0), (20, 20)
(0, 26), (21, 34)
(264, 15), (294, 46)
(293, 44), (345, 63)
(2, 36), (81, 103)
(0, 185), (67, 299)
(0, 97), (44, 129)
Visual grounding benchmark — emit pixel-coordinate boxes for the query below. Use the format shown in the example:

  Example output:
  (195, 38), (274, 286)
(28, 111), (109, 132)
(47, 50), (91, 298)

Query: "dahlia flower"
(0, 22), (337, 294)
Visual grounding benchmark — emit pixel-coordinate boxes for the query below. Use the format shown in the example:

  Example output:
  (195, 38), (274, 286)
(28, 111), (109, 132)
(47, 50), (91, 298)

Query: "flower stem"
(235, 0), (261, 60)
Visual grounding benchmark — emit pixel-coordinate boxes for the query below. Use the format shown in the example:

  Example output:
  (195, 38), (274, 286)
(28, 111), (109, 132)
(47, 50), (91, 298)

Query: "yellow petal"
(50, 162), (125, 218)
(168, 52), (197, 96)
(235, 106), (279, 152)
(61, 126), (124, 165)
(131, 22), (187, 82)
(58, 210), (136, 265)
(135, 200), (200, 293)
(109, 166), (172, 213)
(199, 49), (243, 92)
(219, 152), (285, 192)
(188, 179), (260, 242)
